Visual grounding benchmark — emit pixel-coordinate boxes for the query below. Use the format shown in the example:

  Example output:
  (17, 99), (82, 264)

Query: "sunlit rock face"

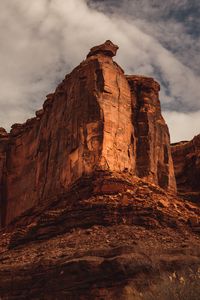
(0, 40), (176, 226)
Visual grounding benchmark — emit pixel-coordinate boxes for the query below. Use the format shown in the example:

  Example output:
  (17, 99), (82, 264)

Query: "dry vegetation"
(143, 268), (200, 300)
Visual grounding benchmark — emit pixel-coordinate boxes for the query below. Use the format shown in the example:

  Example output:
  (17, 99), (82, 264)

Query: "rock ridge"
(0, 40), (176, 226)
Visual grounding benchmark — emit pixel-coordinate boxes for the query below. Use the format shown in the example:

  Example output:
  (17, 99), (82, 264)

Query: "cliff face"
(127, 75), (176, 190)
(0, 41), (176, 226)
(171, 134), (200, 195)
(0, 41), (199, 300)
(0, 128), (8, 226)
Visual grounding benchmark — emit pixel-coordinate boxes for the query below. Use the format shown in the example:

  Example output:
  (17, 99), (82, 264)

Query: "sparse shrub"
(143, 268), (200, 300)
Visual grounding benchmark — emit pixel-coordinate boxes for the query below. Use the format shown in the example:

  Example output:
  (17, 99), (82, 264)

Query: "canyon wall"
(171, 134), (200, 193)
(0, 41), (176, 226)
(0, 128), (8, 226)
(127, 75), (176, 190)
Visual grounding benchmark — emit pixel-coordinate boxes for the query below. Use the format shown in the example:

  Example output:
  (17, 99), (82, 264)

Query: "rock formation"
(0, 41), (199, 299)
(0, 170), (199, 299)
(127, 75), (176, 190)
(0, 128), (8, 226)
(171, 134), (200, 200)
(0, 40), (176, 226)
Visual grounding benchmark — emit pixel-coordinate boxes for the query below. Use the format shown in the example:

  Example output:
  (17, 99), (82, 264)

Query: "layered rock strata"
(0, 173), (199, 299)
(0, 41), (199, 300)
(127, 75), (176, 190)
(0, 128), (8, 226)
(0, 40), (176, 226)
(171, 134), (200, 198)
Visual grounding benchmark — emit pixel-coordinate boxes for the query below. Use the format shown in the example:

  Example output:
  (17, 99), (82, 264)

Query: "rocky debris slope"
(171, 134), (200, 202)
(0, 172), (199, 299)
(0, 40), (175, 226)
(0, 41), (199, 299)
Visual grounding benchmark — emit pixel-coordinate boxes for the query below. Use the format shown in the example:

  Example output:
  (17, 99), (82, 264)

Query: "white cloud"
(163, 110), (200, 142)
(0, 0), (199, 142)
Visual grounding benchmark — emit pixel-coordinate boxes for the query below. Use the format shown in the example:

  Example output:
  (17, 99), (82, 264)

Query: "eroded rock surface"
(0, 173), (199, 299)
(0, 129), (8, 226)
(0, 41), (199, 300)
(0, 41), (176, 226)
(4, 42), (135, 225)
(127, 75), (176, 191)
(87, 40), (119, 58)
(171, 134), (200, 201)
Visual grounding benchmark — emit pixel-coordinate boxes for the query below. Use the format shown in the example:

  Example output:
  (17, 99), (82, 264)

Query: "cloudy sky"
(0, 0), (199, 142)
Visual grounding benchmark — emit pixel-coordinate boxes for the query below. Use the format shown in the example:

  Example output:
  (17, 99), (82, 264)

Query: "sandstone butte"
(0, 41), (199, 299)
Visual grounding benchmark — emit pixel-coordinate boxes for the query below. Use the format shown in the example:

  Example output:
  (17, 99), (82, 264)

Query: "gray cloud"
(0, 0), (199, 142)
(90, 0), (200, 74)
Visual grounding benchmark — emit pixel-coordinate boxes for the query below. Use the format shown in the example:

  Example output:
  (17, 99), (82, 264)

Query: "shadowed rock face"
(171, 134), (200, 195)
(127, 75), (176, 191)
(0, 41), (176, 226)
(0, 128), (8, 226)
(87, 40), (119, 58)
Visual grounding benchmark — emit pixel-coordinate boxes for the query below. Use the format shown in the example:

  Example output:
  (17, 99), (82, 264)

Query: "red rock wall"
(4, 51), (135, 225)
(0, 129), (8, 226)
(1, 41), (176, 225)
(171, 134), (200, 192)
(127, 76), (176, 191)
